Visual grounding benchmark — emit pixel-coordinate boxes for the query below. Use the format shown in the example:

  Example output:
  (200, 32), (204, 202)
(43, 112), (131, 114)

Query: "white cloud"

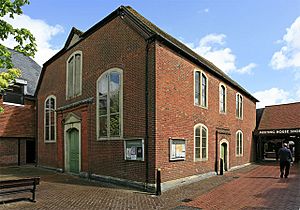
(186, 33), (256, 74)
(1, 14), (64, 66)
(270, 16), (300, 70)
(253, 88), (295, 108)
(204, 8), (209, 13)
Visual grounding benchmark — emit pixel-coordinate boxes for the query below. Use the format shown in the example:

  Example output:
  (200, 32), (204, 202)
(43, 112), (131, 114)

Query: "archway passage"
(68, 128), (80, 174)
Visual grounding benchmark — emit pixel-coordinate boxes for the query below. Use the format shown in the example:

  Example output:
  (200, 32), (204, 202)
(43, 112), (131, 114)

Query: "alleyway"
(0, 162), (299, 210)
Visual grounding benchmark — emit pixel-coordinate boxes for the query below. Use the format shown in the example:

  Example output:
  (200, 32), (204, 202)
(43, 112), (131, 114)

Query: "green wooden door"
(69, 128), (79, 173)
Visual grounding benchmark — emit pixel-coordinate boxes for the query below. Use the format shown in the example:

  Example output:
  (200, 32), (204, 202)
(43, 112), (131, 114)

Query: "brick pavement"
(0, 162), (299, 210)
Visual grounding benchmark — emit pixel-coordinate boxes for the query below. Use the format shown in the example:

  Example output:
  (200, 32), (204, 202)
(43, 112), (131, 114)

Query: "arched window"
(44, 96), (56, 142)
(97, 68), (123, 139)
(66, 51), (82, 99)
(194, 70), (208, 108)
(194, 124), (208, 160)
(236, 93), (243, 119)
(219, 84), (226, 113)
(236, 130), (243, 156)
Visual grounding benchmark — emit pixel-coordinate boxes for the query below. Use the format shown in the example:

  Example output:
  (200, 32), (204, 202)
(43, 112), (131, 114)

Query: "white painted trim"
(229, 162), (251, 171)
(220, 139), (230, 171)
(2, 102), (24, 107)
(219, 83), (227, 114)
(64, 117), (81, 174)
(235, 130), (244, 157)
(194, 123), (208, 162)
(66, 50), (83, 99)
(96, 68), (123, 140)
(44, 95), (57, 143)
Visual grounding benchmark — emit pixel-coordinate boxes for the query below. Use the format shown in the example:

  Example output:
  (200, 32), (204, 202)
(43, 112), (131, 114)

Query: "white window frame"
(219, 83), (227, 114)
(236, 93), (243, 119)
(236, 130), (243, 157)
(96, 68), (123, 140)
(66, 50), (83, 99)
(194, 69), (208, 108)
(44, 95), (56, 143)
(194, 123), (208, 161)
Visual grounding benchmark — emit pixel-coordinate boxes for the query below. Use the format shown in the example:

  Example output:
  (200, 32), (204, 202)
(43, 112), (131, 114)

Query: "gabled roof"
(0, 49), (41, 96)
(37, 6), (258, 102)
(64, 27), (84, 49)
(258, 102), (300, 130)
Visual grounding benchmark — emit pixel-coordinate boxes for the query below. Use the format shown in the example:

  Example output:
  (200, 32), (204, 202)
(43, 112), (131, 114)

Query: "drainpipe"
(18, 138), (21, 166)
(145, 35), (155, 190)
(35, 98), (38, 167)
(215, 131), (218, 174)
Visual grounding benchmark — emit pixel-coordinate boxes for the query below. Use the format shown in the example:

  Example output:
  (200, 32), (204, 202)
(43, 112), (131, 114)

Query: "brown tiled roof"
(258, 102), (300, 130)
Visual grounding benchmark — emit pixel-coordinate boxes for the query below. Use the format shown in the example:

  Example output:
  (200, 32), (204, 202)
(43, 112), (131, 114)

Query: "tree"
(0, 0), (37, 112)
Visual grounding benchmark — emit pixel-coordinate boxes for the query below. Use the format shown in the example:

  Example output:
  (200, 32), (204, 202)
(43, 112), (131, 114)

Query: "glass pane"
(45, 112), (49, 126)
(45, 126), (49, 140)
(195, 148), (200, 159)
(202, 148), (206, 159)
(51, 125), (55, 140)
(74, 54), (81, 95)
(68, 58), (74, 97)
(110, 91), (119, 114)
(99, 96), (107, 115)
(195, 72), (200, 105)
(236, 139), (239, 154)
(98, 75), (108, 96)
(195, 137), (200, 147)
(202, 137), (206, 148)
(110, 114), (120, 137)
(195, 127), (200, 136)
(110, 72), (120, 92)
(202, 127), (207, 137)
(50, 98), (55, 109)
(50, 111), (55, 124)
(46, 99), (50, 108)
(202, 74), (207, 106)
(99, 116), (107, 137)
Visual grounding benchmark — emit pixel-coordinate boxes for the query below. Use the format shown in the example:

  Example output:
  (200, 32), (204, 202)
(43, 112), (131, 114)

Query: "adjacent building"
(35, 6), (258, 190)
(0, 49), (41, 166)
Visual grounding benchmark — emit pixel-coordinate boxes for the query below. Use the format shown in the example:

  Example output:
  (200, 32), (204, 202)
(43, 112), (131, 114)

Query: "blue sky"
(2, 0), (300, 107)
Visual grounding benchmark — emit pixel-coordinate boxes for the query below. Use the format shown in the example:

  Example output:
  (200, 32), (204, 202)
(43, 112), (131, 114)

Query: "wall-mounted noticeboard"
(170, 138), (186, 161)
(124, 139), (144, 161)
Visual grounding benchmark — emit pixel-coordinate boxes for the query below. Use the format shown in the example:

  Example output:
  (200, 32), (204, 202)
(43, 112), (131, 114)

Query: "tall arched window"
(194, 70), (208, 108)
(236, 93), (243, 119)
(66, 51), (82, 99)
(236, 130), (243, 156)
(45, 96), (56, 142)
(97, 68), (123, 139)
(219, 84), (226, 113)
(194, 124), (208, 161)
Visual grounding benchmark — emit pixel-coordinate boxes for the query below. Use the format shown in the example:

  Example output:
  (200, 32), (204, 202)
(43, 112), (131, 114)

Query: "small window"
(124, 139), (144, 161)
(2, 79), (27, 106)
(219, 84), (226, 113)
(66, 51), (82, 99)
(236, 130), (243, 156)
(194, 124), (208, 161)
(97, 68), (123, 139)
(194, 70), (208, 108)
(170, 138), (186, 161)
(236, 93), (243, 119)
(45, 96), (56, 142)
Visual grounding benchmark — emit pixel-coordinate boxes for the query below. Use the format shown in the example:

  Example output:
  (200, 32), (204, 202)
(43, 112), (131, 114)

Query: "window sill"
(97, 137), (123, 141)
(194, 158), (208, 162)
(194, 104), (208, 110)
(44, 140), (56, 144)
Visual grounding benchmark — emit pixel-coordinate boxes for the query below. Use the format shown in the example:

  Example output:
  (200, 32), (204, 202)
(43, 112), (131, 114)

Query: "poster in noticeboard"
(124, 139), (144, 161)
(170, 139), (186, 161)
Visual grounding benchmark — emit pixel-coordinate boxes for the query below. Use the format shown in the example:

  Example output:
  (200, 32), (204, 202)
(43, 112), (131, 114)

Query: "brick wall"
(0, 97), (35, 138)
(37, 17), (152, 182)
(0, 138), (27, 166)
(155, 43), (256, 182)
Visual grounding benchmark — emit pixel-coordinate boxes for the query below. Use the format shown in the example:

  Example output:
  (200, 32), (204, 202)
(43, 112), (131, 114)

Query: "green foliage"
(0, 0), (37, 113)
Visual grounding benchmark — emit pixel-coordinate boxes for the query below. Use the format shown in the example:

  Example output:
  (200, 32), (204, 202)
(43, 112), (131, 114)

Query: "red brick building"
(255, 103), (300, 162)
(0, 49), (41, 166)
(36, 6), (257, 191)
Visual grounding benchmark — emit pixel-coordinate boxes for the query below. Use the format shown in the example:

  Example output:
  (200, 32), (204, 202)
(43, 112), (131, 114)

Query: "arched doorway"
(220, 139), (229, 171)
(64, 113), (81, 174)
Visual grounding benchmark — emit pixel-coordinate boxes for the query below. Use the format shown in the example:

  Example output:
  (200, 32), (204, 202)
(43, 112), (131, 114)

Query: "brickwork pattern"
(0, 163), (299, 209)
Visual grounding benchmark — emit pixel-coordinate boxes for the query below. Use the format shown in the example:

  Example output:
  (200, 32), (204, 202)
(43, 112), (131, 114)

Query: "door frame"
(220, 139), (229, 171)
(64, 113), (81, 173)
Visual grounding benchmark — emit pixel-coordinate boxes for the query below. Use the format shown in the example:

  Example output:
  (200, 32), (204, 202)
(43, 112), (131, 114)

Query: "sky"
(1, 0), (300, 108)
